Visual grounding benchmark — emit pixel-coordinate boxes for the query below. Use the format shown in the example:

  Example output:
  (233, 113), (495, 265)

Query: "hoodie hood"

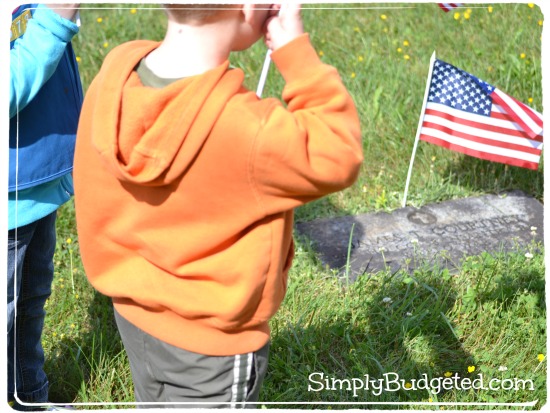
(89, 40), (245, 186)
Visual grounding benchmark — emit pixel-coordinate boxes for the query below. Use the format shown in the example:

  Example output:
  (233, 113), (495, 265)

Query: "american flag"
(419, 59), (543, 170)
(438, 3), (464, 12)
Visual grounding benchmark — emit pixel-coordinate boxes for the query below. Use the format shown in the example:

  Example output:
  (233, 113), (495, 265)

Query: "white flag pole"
(256, 49), (272, 98)
(256, 4), (287, 98)
(402, 51), (437, 208)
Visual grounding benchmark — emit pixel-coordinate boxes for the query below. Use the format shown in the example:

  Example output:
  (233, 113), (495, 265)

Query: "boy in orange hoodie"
(73, 3), (363, 408)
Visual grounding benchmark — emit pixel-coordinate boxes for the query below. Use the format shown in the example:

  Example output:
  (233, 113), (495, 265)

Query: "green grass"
(42, 3), (545, 409)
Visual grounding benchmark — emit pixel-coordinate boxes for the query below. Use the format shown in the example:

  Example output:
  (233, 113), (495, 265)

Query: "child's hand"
(47, 4), (80, 21)
(264, 4), (304, 51)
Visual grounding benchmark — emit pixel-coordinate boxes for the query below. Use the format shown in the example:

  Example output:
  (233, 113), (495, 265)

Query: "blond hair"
(163, 4), (236, 23)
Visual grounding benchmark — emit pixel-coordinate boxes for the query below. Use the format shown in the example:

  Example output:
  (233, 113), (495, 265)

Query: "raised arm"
(10, 4), (80, 118)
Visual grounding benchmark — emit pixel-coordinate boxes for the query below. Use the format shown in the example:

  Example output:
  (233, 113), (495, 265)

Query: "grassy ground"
(42, 3), (545, 409)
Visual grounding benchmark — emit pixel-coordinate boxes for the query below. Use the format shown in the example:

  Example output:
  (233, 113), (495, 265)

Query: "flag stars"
(429, 60), (494, 118)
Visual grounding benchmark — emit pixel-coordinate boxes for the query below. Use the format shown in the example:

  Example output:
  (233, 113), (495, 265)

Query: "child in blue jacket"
(8, 4), (82, 410)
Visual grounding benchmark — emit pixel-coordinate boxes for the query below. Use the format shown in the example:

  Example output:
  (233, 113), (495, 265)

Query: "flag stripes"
(491, 88), (543, 140)
(420, 103), (542, 170)
(438, 3), (464, 12)
(424, 106), (543, 143)
(420, 134), (540, 170)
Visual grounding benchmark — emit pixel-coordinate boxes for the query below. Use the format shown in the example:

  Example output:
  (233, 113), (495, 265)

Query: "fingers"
(263, 3), (304, 51)
(278, 3), (301, 19)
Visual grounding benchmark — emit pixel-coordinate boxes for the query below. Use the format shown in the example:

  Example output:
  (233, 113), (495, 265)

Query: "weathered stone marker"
(295, 191), (543, 279)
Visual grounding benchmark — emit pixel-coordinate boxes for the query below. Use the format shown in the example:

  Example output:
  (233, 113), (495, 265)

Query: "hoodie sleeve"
(250, 34), (364, 214)
(10, 4), (79, 118)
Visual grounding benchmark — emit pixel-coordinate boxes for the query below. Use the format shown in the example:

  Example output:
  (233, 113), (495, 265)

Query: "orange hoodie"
(74, 34), (363, 356)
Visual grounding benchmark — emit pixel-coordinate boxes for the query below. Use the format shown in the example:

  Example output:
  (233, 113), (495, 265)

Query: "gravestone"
(295, 190), (543, 280)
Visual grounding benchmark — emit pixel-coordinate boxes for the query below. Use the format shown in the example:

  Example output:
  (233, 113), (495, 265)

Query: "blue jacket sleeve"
(10, 4), (79, 118)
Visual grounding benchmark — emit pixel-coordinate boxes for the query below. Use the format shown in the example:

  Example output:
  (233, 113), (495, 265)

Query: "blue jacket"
(9, 4), (82, 229)
(10, 4), (82, 191)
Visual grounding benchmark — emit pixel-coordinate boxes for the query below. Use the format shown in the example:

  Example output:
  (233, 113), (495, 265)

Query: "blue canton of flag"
(428, 61), (494, 117)
(419, 59), (543, 170)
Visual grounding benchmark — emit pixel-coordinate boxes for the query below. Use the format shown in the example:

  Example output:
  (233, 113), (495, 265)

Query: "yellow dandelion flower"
(380, 14), (387, 20)
(354, 27), (360, 32)
(76, 56), (81, 63)
(358, 55), (364, 62)
(66, 238), (72, 244)
(59, 278), (64, 282)
(487, 66), (493, 72)
(404, 382), (412, 389)
(397, 47), (402, 53)
(538, 354), (545, 362)
(403, 40), (410, 46)
(464, 12), (471, 20)
(60, 333), (65, 339)
(528, 97), (534, 103)
(319, 51), (324, 57)
(70, 324), (75, 329)
(528, 3), (535, 8)
(520, 53), (526, 59)
(96, 17), (103, 23)
(444, 371), (452, 378)
(429, 398), (433, 403)
(488, 6), (493, 13)
(103, 42), (109, 48)
(383, 27), (388, 33)
(404, 54), (410, 60)
(75, 294), (79, 299)
(454, 12), (460, 20)
(130, 8), (137, 14)
(431, 156), (436, 162)
(538, 20), (543, 26)
(466, 8), (472, 14)
(468, 365), (476, 373)
(351, 72), (356, 79)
